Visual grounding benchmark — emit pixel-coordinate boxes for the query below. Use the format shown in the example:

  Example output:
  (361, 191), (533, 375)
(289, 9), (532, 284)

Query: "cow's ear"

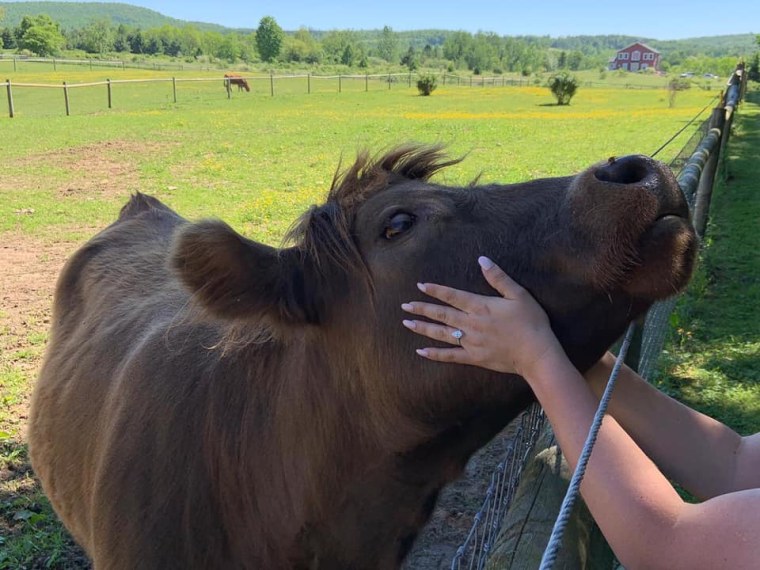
(171, 220), (322, 324)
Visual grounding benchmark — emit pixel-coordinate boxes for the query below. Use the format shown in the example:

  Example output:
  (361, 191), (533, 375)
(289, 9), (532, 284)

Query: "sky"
(103, 0), (757, 40)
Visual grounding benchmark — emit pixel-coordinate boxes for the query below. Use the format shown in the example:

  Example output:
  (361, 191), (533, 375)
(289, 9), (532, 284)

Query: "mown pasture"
(0, 69), (724, 567)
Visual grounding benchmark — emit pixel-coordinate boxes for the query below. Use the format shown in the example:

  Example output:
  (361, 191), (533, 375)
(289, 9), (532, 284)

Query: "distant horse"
(224, 73), (250, 92)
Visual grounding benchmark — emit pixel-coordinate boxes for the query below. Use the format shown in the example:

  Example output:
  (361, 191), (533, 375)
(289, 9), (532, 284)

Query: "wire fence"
(2, 62), (719, 119)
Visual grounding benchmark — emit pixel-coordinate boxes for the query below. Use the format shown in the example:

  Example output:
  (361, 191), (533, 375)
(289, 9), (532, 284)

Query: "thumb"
(478, 256), (525, 299)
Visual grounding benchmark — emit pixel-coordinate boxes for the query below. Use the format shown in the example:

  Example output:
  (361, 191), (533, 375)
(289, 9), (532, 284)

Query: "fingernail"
(416, 348), (429, 357)
(401, 303), (414, 311)
(417, 282), (427, 292)
(402, 319), (416, 329)
(478, 256), (494, 270)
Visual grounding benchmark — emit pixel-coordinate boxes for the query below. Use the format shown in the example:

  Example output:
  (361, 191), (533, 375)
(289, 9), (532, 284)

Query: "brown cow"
(224, 72), (251, 92)
(29, 146), (697, 569)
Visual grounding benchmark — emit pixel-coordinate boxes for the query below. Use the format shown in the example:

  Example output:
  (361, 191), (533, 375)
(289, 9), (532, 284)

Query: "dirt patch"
(4, 140), (170, 200)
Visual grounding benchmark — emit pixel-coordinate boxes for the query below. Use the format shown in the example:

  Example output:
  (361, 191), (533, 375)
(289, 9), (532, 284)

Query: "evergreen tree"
(377, 25), (398, 63)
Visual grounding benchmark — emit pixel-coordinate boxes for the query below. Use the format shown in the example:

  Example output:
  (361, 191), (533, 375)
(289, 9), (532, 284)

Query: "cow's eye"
(383, 212), (416, 240)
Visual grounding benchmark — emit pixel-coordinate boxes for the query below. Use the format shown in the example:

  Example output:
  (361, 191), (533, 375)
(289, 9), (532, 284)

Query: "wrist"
(520, 339), (574, 390)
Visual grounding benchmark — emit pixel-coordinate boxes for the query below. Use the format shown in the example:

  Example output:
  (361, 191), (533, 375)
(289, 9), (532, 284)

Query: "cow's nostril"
(594, 155), (652, 185)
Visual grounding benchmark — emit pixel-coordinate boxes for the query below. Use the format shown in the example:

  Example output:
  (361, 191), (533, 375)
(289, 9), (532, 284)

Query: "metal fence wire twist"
(449, 113), (713, 570)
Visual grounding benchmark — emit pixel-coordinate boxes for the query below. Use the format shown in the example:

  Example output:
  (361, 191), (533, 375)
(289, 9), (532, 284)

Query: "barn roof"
(617, 41), (660, 54)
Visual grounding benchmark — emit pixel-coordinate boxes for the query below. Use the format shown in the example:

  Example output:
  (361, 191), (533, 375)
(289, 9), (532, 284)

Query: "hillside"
(0, 1), (228, 31)
(0, 1), (755, 59)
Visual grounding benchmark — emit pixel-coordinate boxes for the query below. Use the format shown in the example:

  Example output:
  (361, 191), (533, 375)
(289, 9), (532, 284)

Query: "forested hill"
(0, 1), (755, 58)
(0, 1), (227, 31)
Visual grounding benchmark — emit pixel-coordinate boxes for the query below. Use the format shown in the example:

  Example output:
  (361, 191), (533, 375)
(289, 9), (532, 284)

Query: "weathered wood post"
(388, 73), (391, 89)
(53, 58), (57, 71)
(693, 107), (727, 237)
(339, 74), (342, 93)
(307, 73), (311, 94)
(270, 72), (274, 97)
(408, 71), (412, 87)
(63, 81), (70, 116)
(107, 79), (112, 109)
(6, 79), (14, 119)
(365, 73), (368, 92)
(172, 77), (177, 103)
(486, 425), (615, 570)
(13, 57), (17, 72)
(225, 77), (231, 99)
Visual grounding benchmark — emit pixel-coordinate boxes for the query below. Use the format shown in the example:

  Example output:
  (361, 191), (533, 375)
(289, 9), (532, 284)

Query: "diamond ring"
(452, 329), (464, 346)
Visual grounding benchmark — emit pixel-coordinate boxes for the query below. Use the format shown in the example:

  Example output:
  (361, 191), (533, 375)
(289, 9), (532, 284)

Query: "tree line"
(0, 11), (756, 77)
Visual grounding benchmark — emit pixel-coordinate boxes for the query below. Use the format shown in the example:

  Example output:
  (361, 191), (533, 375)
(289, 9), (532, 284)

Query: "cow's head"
(172, 145), (697, 411)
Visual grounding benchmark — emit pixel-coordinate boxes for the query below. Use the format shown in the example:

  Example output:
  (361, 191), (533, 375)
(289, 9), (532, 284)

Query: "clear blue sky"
(11, 0), (760, 39)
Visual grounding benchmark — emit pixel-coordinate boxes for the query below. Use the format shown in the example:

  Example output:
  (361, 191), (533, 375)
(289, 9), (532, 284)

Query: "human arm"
(585, 353), (760, 500)
(401, 257), (760, 569)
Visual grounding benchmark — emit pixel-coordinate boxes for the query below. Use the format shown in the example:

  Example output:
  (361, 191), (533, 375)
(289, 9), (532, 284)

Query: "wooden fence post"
(388, 73), (391, 89)
(339, 75), (342, 93)
(486, 424), (615, 569)
(13, 58), (16, 72)
(408, 71), (412, 87)
(53, 58), (56, 71)
(6, 79), (14, 119)
(172, 77), (177, 103)
(270, 73), (274, 97)
(63, 81), (70, 116)
(365, 73), (368, 92)
(225, 78), (231, 99)
(307, 73), (311, 94)
(693, 107), (727, 237)
(107, 79), (112, 109)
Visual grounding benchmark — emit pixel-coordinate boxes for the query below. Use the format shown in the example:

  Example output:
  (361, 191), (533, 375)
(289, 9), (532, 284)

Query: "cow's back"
(29, 195), (236, 567)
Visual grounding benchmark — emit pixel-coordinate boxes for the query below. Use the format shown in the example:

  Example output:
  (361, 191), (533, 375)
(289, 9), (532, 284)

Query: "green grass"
(0, 65), (744, 568)
(657, 87), (760, 436)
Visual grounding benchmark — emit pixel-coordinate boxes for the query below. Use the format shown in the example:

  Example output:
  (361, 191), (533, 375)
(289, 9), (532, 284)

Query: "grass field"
(0, 65), (745, 568)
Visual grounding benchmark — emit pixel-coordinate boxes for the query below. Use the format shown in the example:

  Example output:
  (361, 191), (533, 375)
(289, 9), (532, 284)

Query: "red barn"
(608, 42), (660, 71)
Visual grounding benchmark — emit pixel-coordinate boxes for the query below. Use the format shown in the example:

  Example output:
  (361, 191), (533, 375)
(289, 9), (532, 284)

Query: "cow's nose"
(593, 155), (654, 185)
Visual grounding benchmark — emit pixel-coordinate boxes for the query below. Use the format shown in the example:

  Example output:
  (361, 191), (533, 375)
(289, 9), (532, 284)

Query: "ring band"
(452, 329), (464, 346)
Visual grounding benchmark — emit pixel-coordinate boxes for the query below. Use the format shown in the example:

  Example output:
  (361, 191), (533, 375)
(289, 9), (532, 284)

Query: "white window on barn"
(619, 52), (629, 60)
(644, 53), (654, 61)
(631, 50), (641, 61)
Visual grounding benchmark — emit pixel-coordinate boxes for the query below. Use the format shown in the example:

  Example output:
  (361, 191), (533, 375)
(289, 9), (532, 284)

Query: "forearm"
(526, 349), (689, 568)
(585, 353), (742, 499)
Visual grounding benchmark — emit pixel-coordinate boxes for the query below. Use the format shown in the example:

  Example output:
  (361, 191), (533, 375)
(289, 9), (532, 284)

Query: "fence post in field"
(172, 77), (177, 103)
(470, 76), (473, 87)
(365, 73), (368, 92)
(13, 58), (16, 72)
(339, 75), (342, 93)
(388, 73), (391, 89)
(63, 81), (70, 116)
(107, 79), (112, 109)
(53, 58), (57, 71)
(6, 79), (14, 119)
(693, 107), (727, 237)
(270, 73), (274, 97)
(408, 72), (411, 87)
(307, 73), (311, 94)
(225, 77), (231, 99)
(89, 59), (93, 71)
(121, 61), (125, 69)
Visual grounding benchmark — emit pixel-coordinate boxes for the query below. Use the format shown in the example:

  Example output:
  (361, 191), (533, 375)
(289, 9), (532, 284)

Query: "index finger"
(416, 282), (491, 313)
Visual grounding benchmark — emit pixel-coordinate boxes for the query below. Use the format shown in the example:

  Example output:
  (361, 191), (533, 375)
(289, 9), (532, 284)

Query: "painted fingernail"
(417, 282), (427, 292)
(478, 256), (494, 270)
(416, 348), (430, 357)
(402, 319), (416, 329)
(401, 303), (414, 311)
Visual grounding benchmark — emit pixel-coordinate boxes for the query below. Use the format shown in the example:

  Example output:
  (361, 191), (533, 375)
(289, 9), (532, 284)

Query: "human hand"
(402, 256), (564, 378)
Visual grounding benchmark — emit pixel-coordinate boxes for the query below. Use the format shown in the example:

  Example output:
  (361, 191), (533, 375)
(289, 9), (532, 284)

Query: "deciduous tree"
(17, 15), (65, 56)
(548, 72), (578, 105)
(256, 16), (283, 62)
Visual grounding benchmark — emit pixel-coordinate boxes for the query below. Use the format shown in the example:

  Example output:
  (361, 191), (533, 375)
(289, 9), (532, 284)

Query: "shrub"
(548, 72), (578, 105)
(416, 74), (437, 96)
